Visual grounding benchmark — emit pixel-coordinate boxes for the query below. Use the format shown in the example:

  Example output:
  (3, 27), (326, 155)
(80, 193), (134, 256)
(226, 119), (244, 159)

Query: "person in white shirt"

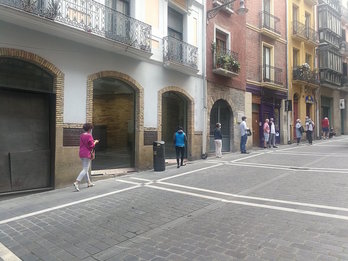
(305, 116), (315, 145)
(239, 116), (249, 154)
(268, 118), (277, 148)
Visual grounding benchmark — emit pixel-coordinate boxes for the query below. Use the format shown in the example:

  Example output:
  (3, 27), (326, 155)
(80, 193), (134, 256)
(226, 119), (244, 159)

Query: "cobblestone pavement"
(1, 136), (348, 260)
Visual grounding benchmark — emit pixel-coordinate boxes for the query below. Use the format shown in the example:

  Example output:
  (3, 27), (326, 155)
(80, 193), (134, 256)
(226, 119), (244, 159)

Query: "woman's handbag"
(91, 149), (95, 160)
(246, 129), (252, 136)
(300, 126), (305, 133)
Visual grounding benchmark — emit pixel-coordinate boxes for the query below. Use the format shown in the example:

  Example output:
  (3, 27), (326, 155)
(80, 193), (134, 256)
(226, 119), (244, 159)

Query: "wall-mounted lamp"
(207, 0), (248, 21)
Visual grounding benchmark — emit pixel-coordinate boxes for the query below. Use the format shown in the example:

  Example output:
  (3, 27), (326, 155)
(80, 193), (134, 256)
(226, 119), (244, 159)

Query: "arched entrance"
(0, 58), (55, 193)
(92, 77), (135, 169)
(293, 93), (299, 139)
(162, 91), (188, 158)
(209, 99), (232, 152)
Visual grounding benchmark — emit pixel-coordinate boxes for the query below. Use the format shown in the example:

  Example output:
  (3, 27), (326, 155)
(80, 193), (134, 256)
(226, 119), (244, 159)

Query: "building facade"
(0, 0), (205, 194)
(205, 0), (247, 153)
(317, 0), (346, 137)
(246, 0), (287, 147)
(288, 0), (319, 140)
(341, 0), (348, 134)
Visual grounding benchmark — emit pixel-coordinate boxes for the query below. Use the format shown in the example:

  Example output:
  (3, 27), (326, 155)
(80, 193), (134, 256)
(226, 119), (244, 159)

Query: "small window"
(305, 53), (312, 67)
(216, 30), (227, 53)
(293, 49), (299, 67)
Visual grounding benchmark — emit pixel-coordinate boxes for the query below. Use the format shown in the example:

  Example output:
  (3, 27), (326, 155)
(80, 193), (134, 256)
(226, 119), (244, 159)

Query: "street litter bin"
(153, 141), (165, 171)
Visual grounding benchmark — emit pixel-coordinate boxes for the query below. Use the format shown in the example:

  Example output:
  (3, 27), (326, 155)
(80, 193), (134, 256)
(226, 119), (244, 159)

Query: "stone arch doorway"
(293, 93), (299, 139)
(0, 57), (56, 193)
(162, 92), (188, 158)
(159, 88), (194, 159)
(91, 77), (136, 170)
(209, 99), (233, 153)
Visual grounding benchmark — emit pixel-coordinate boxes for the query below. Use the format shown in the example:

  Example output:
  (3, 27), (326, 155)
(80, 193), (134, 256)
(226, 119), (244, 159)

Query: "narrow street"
(1, 136), (348, 261)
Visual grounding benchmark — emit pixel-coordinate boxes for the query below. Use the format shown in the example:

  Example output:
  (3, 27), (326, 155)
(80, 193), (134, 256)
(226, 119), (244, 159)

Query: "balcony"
(163, 36), (198, 75)
(293, 66), (320, 85)
(292, 21), (318, 45)
(260, 65), (283, 87)
(213, 0), (233, 15)
(342, 76), (348, 87)
(320, 69), (342, 86)
(212, 47), (239, 78)
(259, 11), (281, 39)
(0, 0), (152, 57)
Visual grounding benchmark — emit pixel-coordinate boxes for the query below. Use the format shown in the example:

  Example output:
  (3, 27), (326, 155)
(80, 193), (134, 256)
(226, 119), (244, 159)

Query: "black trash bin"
(153, 141), (165, 171)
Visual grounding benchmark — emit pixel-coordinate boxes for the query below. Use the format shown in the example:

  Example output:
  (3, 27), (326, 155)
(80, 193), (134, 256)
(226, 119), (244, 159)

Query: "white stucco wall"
(0, 20), (204, 131)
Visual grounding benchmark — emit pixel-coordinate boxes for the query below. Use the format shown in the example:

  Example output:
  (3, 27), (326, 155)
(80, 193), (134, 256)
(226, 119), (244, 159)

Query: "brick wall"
(93, 94), (134, 148)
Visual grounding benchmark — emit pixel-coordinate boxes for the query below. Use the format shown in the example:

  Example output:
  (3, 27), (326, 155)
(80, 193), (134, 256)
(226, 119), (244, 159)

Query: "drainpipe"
(202, 2), (208, 158)
(286, 0), (290, 144)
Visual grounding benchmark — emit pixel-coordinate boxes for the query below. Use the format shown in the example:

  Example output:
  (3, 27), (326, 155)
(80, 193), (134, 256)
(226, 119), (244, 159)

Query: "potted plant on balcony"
(216, 54), (240, 73)
(299, 63), (311, 80)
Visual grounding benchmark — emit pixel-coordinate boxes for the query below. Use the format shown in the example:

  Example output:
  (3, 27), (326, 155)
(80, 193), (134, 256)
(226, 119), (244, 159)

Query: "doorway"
(209, 100), (232, 152)
(0, 58), (55, 193)
(293, 93), (299, 139)
(252, 103), (260, 147)
(92, 77), (135, 170)
(162, 91), (188, 158)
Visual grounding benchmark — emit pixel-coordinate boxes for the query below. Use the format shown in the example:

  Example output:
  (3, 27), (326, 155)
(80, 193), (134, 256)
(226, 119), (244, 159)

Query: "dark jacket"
(214, 128), (222, 140)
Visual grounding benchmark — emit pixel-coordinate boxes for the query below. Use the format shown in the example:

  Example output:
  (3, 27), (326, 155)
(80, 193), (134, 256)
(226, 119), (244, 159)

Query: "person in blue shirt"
(173, 126), (187, 168)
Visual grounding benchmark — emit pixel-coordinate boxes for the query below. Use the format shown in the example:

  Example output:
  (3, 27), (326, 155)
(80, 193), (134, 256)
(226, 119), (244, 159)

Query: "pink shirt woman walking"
(73, 123), (99, 191)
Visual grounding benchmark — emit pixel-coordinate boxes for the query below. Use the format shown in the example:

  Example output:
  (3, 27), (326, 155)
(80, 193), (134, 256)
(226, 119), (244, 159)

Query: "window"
(263, 46), (271, 81)
(168, 7), (183, 40)
(293, 49), (299, 67)
(292, 5), (298, 33)
(263, 0), (271, 28)
(105, 0), (129, 15)
(105, 0), (130, 41)
(216, 30), (227, 54)
(305, 12), (311, 38)
(305, 53), (312, 67)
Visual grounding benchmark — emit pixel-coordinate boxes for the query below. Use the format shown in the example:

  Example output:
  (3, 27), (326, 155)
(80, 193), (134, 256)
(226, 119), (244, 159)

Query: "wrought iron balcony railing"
(260, 65), (283, 85)
(293, 66), (320, 85)
(163, 36), (198, 70)
(292, 20), (317, 43)
(0, 0), (152, 53)
(259, 11), (280, 35)
(213, 47), (239, 74)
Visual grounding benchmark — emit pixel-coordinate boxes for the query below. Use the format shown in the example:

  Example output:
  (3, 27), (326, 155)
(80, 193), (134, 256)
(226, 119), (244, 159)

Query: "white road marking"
(157, 164), (222, 182)
(0, 242), (21, 261)
(130, 177), (153, 182)
(274, 151), (348, 157)
(226, 162), (348, 173)
(157, 181), (348, 213)
(231, 152), (266, 162)
(0, 185), (140, 225)
(147, 184), (348, 221)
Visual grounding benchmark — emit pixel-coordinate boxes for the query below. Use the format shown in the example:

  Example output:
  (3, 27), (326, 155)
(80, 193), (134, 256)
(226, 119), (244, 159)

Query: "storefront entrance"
(0, 58), (55, 194)
(92, 77), (135, 170)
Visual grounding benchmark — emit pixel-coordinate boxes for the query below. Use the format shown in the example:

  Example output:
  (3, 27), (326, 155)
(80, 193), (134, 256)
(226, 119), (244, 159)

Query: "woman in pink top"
(73, 123), (99, 191)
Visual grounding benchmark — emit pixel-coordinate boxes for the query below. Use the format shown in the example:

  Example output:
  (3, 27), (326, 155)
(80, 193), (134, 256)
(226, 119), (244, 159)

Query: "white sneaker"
(73, 182), (80, 192)
(87, 183), (95, 188)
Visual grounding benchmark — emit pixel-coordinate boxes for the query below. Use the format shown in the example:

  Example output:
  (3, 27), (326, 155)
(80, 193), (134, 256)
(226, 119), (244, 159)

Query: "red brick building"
(245, 0), (287, 146)
(205, 0), (247, 153)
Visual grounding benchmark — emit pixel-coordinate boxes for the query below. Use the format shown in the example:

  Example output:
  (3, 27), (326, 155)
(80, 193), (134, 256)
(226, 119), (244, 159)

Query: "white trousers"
(76, 158), (91, 183)
(215, 139), (222, 157)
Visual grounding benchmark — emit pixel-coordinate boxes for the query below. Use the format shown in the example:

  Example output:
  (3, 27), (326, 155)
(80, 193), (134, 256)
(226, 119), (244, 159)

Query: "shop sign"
(305, 95), (314, 104)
